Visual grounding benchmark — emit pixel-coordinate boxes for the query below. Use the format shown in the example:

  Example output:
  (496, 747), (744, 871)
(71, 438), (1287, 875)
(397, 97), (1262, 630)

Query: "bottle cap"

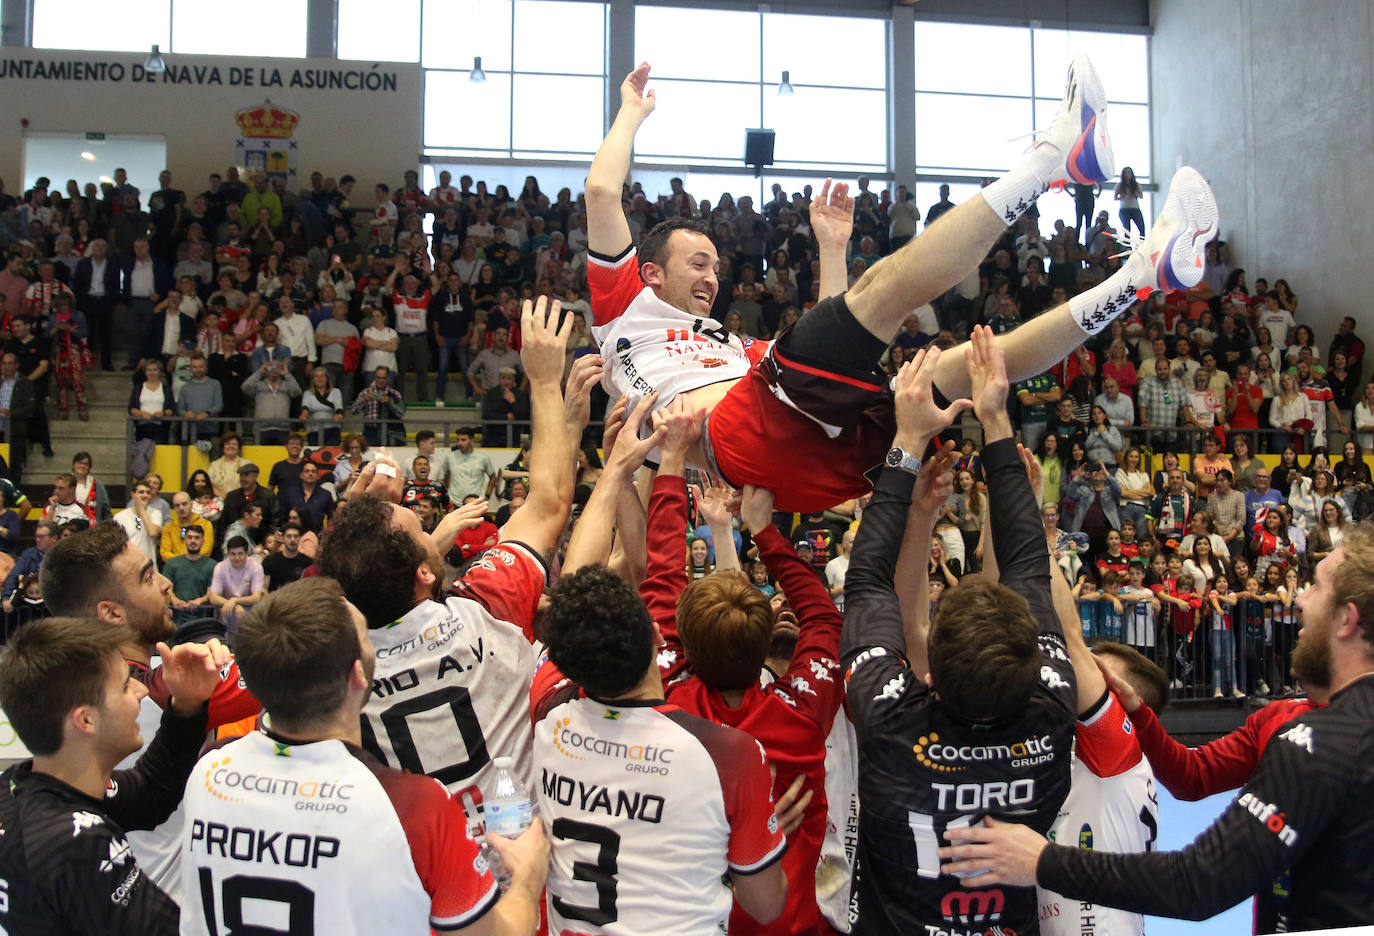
(493, 755), (513, 769)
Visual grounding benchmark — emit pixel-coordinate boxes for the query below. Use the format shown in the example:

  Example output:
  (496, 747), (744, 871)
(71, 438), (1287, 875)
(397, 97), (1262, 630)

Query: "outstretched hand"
(937, 817), (1047, 888)
(651, 395), (702, 464)
(893, 347), (973, 451)
(966, 324), (1012, 440)
(603, 394), (664, 478)
(158, 638), (232, 715)
(810, 178), (855, 249)
(521, 296), (573, 384)
(620, 62), (657, 121)
(913, 441), (959, 511)
(1017, 443), (1045, 508)
(738, 484), (775, 534)
(695, 475), (738, 529)
(563, 354), (605, 433)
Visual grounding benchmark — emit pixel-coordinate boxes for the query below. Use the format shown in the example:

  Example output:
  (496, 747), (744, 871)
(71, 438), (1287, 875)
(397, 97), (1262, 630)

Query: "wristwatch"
(885, 446), (922, 475)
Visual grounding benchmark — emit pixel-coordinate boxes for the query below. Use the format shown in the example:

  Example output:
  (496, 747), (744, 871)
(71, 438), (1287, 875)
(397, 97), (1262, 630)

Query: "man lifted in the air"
(586, 58), (1217, 512)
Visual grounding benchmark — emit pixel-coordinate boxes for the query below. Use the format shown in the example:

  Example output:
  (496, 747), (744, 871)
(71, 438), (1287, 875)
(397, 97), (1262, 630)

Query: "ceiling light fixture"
(470, 56), (487, 83)
(144, 44), (167, 74)
(777, 70), (794, 96)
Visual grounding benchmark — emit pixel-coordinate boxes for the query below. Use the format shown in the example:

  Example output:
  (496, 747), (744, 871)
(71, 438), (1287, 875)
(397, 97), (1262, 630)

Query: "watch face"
(886, 448), (902, 467)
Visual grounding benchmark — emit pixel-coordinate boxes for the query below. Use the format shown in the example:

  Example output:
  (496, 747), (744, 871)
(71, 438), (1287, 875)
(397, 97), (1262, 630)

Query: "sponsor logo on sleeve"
(873, 673), (906, 702)
(1040, 665), (1070, 690)
(100, 836), (133, 872)
(791, 675), (818, 697)
(1237, 792), (1299, 846)
(1278, 723), (1313, 754)
(72, 810), (104, 837)
(809, 659), (836, 683)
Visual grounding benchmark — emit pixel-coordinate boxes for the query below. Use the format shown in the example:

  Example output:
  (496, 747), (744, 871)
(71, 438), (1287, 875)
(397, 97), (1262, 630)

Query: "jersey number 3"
(551, 819), (621, 925)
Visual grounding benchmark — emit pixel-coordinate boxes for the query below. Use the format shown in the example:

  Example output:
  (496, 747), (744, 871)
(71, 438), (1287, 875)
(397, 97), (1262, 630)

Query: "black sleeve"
(104, 704), (209, 832)
(48, 822), (180, 935)
(839, 468), (924, 740)
(1037, 709), (1345, 921)
(983, 438), (1057, 635)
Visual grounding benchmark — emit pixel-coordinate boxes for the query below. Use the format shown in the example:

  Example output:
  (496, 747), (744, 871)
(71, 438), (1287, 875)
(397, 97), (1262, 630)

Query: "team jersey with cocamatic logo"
(1038, 691), (1157, 936)
(363, 541), (545, 805)
(588, 247), (767, 464)
(181, 729), (499, 935)
(839, 441), (1077, 936)
(529, 677), (787, 936)
(1038, 675), (1374, 931)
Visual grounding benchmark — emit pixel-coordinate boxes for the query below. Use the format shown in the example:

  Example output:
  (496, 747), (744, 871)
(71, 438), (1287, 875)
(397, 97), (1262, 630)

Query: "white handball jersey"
(1038, 691), (1158, 936)
(364, 541), (545, 803)
(182, 730), (499, 935)
(588, 246), (767, 464)
(531, 669), (787, 936)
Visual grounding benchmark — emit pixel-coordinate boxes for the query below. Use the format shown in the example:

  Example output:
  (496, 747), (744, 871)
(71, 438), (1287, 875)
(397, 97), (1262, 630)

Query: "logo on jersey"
(1078, 823), (1093, 850)
(553, 718), (675, 774)
(105, 778), (119, 798)
(615, 338), (631, 353)
(602, 709), (622, 720)
(109, 864), (142, 907)
(768, 814), (779, 835)
(873, 674), (906, 702)
(791, 675), (818, 697)
(809, 658), (837, 682)
(1040, 665), (1070, 690)
(914, 732), (1055, 772)
(202, 755), (354, 810)
(939, 887), (1005, 925)
(100, 836), (133, 872)
(1278, 722), (1313, 754)
(72, 810), (104, 837)
(844, 647), (886, 684)
(1237, 792), (1299, 846)
(656, 647), (678, 670)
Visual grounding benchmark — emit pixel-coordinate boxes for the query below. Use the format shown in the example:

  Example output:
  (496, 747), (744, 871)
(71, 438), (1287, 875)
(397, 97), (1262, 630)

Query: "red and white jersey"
(531, 684), (786, 936)
(430, 186), (463, 210)
(120, 654), (262, 892)
(393, 289), (431, 335)
(182, 730), (499, 935)
(1300, 382), (1334, 441)
(589, 247), (766, 462)
(1038, 692), (1157, 936)
(372, 199), (399, 229)
(365, 542), (545, 802)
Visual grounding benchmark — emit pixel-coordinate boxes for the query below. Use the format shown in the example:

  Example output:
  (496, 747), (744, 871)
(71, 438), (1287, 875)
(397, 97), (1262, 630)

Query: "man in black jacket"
(73, 237), (121, 370)
(0, 616), (227, 935)
(0, 351), (36, 484)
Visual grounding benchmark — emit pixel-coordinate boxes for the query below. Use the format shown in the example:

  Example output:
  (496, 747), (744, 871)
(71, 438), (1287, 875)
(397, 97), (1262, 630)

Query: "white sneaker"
(1122, 166), (1220, 294)
(1036, 54), (1116, 186)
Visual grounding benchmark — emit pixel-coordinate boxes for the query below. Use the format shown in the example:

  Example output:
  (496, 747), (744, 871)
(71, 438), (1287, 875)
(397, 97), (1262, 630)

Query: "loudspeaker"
(744, 129), (776, 167)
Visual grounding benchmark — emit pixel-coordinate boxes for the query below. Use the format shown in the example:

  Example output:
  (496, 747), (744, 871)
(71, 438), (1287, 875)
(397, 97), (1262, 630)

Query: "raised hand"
(601, 395), (629, 456)
(619, 62), (657, 122)
(893, 347), (973, 451)
(1017, 442), (1045, 508)
(348, 450), (405, 504)
(520, 296), (573, 385)
(603, 394), (664, 479)
(913, 440), (959, 510)
(966, 324), (1012, 440)
(563, 353), (605, 435)
(651, 395), (702, 463)
(738, 484), (776, 535)
(810, 178), (855, 250)
(157, 638), (232, 715)
(695, 475), (738, 529)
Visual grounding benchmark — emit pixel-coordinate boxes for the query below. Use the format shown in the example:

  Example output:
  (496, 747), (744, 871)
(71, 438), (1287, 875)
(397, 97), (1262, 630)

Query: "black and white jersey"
(840, 441), (1077, 935)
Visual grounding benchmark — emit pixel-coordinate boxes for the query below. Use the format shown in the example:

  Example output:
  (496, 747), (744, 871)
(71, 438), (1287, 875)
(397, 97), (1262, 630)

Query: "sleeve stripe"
(1079, 688), (1114, 727)
(499, 539), (549, 582)
(729, 837), (788, 875)
(588, 245), (635, 268)
(431, 879), (501, 931)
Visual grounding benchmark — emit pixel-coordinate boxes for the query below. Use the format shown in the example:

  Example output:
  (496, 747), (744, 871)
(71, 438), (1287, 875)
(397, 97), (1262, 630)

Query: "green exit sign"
(84, 132), (105, 141)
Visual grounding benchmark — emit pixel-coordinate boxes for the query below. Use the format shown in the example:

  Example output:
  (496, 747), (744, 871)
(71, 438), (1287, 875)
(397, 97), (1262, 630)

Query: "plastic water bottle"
(481, 756), (532, 891)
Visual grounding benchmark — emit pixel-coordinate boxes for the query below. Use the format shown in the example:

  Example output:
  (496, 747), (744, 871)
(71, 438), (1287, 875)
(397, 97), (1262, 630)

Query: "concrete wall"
(1151, 0), (1374, 348)
(0, 49), (422, 199)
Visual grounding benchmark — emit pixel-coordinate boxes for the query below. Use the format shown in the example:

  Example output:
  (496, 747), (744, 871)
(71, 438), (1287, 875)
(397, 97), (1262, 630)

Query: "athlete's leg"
(930, 166), (1219, 400)
(845, 54), (1114, 344)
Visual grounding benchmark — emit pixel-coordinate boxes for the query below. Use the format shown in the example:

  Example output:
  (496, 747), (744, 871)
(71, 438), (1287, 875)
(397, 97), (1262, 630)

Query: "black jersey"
(0, 705), (208, 936)
(840, 439), (1077, 936)
(1038, 673), (1374, 931)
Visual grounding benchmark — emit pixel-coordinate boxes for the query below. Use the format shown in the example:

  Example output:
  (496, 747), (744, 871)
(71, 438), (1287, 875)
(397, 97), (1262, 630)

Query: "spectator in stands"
(1047, 397), (1088, 450)
(129, 358), (173, 444)
(1064, 460), (1123, 556)
(350, 365), (405, 446)
(1015, 370), (1062, 454)
(272, 294), (316, 392)
(334, 433), (370, 491)
(436, 428), (498, 501)
(221, 462), (275, 534)
(6, 316), (53, 459)
(1094, 376), (1134, 428)
(468, 325), (521, 398)
(161, 490), (214, 562)
(208, 535), (264, 629)
(248, 321), (292, 375)
(262, 523), (312, 591)
(164, 524), (214, 626)
(112, 479), (162, 563)
(1138, 356), (1191, 449)
(1191, 432), (1232, 499)
(314, 298), (359, 401)
(1084, 405), (1124, 466)
(0, 352), (35, 485)
(223, 502), (267, 557)
(241, 354), (300, 445)
(926, 183), (955, 227)
(1244, 466), (1284, 532)
(279, 460), (333, 534)
(266, 433), (307, 494)
(299, 367), (345, 447)
(72, 237), (118, 370)
(1149, 467), (1194, 547)
(1207, 469), (1248, 560)
(481, 366), (529, 448)
(0, 520), (54, 615)
(360, 305), (398, 375)
(1328, 315), (1364, 376)
(176, 351), (222, 443)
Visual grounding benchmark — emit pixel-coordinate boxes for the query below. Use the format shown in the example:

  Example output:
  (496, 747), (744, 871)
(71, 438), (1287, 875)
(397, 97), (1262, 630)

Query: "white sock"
(1068, 258), (1148, 335)
(979, 145), (1061, 226)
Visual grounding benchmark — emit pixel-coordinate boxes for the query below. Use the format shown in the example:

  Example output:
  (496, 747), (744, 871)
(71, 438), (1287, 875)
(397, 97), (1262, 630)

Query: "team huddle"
(2, 55), (1374, 936)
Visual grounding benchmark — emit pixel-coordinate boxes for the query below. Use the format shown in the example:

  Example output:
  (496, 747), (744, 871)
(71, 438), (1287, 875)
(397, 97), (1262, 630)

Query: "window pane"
(173, 0), (306, 56)
(514, 1), (605, 75)
(425, 71), (512, 151)
(339, 0), (420, 62)
(635, 7), (760, 83)
(762, 13), (885, 89)
(423, 0), (513, 71)
(915, 93), (1033, 174)
(765, 87), (886, 170)
(512, 75), (604, 155)
(1033, 29), (1149, 104)
(914, 22), (1031, 96)
(1034, 99), (1150, 179)
(34, 0), (169, 52)
(634, 79), (760, 163)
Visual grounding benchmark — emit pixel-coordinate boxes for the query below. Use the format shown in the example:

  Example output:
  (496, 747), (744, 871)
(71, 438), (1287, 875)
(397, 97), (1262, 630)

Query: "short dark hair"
(234, 578), (362, 730)
(225, 536), (250, 552)
(0, 617), (126, 755)
(41, 522), (129, 617)
(928, 576), (1040, 721)
(415, 429), (436, 445)
(1091, 641), (1170, 713)
(676, 572), (774, 690)
(638, 219), (713, 271)
(317, 494), (425, 628)
(545, 565), (654, 698)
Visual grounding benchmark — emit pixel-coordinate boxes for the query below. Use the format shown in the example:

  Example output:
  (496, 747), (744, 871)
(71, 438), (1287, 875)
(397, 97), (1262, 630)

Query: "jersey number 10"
(359, 685), (489, 785)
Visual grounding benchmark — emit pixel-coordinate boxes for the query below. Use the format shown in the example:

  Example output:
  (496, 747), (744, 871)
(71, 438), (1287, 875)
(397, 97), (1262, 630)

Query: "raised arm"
(587, 63), (657, 255)
(893, 444), (959, 675)
(497, 297), (575, 556)
(810, 179), (854, 300)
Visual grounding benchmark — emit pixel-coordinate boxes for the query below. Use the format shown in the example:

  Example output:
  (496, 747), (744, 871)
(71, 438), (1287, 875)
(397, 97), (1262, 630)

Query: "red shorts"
(707, 365), (894, 514)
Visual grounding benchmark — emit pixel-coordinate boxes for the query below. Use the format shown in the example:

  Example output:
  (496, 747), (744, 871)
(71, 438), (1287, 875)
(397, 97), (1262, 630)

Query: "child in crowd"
(1120, 560), (1161, 656)
(1206, 573), (1242, 699)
